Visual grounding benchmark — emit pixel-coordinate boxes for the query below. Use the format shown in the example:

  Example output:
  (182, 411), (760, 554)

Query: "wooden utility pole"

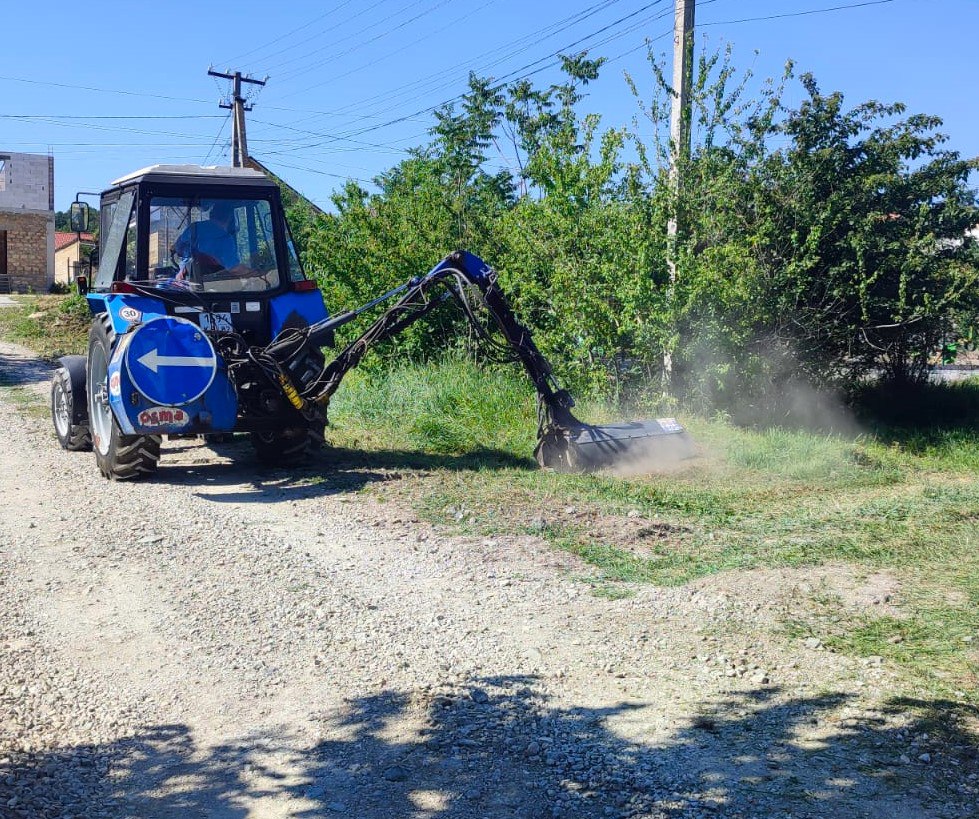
(664, 0), (695, 385)
(207, 68), (267, 167)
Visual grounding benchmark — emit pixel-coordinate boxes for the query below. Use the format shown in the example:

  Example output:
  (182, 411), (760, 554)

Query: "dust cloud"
(597, 346), (865, 478)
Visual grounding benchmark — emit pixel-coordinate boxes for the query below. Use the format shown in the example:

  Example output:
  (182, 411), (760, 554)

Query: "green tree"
(296, 48), (979, 408)
(750, 76), (979, 387)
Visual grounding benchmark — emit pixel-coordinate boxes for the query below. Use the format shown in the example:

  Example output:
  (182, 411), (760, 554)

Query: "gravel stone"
(0, 338), (974, 818)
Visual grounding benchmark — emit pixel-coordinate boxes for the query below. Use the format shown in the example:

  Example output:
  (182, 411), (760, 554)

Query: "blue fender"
(104, 312), (238, 435)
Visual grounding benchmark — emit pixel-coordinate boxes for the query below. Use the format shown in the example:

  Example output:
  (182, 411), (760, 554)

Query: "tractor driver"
(171, 200), (242, 279)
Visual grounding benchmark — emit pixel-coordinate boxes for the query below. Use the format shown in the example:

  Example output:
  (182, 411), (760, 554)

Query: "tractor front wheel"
(249, 420), (325, 467)
(87, 316), (161, 480)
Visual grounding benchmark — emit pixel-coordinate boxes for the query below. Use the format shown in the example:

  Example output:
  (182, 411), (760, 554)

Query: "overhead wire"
(275, 0), (458, 85)
(202, 113), (232, 165)
(272, 0), (891, 143)
(261, 0), (895, 192)
(262, 0), (429, 73)
(215, 0), (361, 66)
(283, 0), (628, 112)
(3, 115), (230, 142)
(0, 114), (223, 120)
(242, 0), (396, 71)
(265, 0), (887, 162)
(258, 156), (372, 186)
(0, 74), (211, 105)
(248, 116), (418, 154)
(9, 0), (906, 200)
(261, 0), (675, 156)
(275, 0), (496, 94)
(700, 0), (896, 27)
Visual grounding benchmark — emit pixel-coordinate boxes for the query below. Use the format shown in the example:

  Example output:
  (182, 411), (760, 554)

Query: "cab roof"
(109, 164), (276, 188)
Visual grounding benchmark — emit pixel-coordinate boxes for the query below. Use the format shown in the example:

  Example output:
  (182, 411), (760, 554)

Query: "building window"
(0, 156), (8, 191)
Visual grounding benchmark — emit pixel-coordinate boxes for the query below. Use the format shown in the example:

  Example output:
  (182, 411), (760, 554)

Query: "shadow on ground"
(0, 351), (52, 388)
(150, 438), (536, 502)
(3, 678), (976, 818)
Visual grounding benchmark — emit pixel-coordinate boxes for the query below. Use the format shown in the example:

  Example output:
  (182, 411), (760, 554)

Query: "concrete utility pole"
(207, 69), (267, 167)
(664, 0), (695, 385)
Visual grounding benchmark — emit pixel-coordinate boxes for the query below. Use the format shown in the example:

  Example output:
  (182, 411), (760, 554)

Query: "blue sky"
(1, 0), (974, 211)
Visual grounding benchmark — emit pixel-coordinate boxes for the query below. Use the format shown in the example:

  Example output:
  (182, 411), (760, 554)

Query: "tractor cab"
(88, 165), (325, 346)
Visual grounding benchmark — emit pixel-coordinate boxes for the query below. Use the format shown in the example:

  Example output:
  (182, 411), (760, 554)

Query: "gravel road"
(0, 339), (975, 818)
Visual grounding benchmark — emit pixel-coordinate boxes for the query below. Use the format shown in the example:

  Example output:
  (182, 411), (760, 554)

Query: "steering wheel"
(170, 248), (226, 276)
(192, 252), (226, 276)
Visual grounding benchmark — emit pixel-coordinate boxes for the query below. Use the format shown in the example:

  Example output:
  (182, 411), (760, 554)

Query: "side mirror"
(70, 201), (90, 233)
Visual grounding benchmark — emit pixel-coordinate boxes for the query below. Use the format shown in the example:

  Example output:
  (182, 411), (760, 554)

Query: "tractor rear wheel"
(87, 315), (161, 480)
(51, 365), (91, 451)
(250, 419), (325, 467)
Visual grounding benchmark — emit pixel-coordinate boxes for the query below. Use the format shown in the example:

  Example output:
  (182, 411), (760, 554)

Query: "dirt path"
(0, 339), (974, 818)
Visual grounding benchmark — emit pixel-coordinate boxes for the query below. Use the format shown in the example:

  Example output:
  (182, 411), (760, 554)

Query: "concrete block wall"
(0, 153), (54, 212)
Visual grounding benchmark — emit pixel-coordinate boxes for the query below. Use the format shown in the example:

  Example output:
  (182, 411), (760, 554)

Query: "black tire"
(51, 366), (92, 451)
(87, 315), (162, 480)
(250, 419), (325, 466)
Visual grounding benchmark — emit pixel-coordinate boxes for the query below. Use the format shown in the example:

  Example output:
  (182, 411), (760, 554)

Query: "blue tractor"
(51, 164), (691, 480)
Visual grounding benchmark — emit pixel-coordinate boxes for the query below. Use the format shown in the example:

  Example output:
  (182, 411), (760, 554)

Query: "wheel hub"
(53, 380), (71, 437)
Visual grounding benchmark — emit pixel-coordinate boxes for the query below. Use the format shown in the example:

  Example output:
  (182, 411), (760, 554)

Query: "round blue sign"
(125, 316), (217, 407)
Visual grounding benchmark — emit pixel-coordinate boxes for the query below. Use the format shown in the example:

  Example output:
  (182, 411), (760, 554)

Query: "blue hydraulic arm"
(260, 251), (693, 472)
(267, 251), (577, 429)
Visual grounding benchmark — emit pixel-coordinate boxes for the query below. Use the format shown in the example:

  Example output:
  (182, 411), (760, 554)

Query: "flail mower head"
(536, 418), (695, 473)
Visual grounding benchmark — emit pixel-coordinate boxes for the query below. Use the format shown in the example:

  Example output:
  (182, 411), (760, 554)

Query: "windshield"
(147, 195), (282, 293)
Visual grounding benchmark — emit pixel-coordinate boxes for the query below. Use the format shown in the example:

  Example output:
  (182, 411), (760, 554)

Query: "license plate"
(199, 312), (233, 332)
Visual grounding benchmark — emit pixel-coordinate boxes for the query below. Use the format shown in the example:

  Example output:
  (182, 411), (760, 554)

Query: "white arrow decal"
(137, 348), (213, 373)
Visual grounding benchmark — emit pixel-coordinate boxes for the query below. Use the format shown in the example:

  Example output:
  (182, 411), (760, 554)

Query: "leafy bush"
(292, 51), (979, 412)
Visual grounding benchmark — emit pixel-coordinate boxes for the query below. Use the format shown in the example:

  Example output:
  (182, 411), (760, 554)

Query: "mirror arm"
(71, 191), (100, 235)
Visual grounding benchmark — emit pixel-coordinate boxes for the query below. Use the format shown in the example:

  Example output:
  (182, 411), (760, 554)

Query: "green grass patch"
(331, 357), (540, 457)
(0, 294), (90, 359)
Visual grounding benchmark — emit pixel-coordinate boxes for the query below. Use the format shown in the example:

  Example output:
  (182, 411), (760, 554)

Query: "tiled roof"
(55, 231), (96, 252)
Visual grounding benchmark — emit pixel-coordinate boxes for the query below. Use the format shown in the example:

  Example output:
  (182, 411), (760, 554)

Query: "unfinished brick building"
(0, 152), (55, 293)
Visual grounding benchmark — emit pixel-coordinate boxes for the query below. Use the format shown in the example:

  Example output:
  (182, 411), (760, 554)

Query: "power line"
(275, 0), (458, 84)
(700, 0), (895, 27)
(248, 117), (417, 154)
(263, 0), (435, 74)
(3, 116), (226, 140)
(203, 114), (232, 165)
(3, 142), (228, 148)
(260, 2), (661, 154)
(216, 0), (361, 66)
(249, 0), (395, 71)
(273, 0), (893, 157)
(0, 114), (222, 120)
(274, 0), (895, 138)
(256, 157), (373, 186)
(0, 74), (211, 105)
(264, 0), (675, 155)
(485, 0), (675, 88)
(274, 0), (495, 91)
(284, 0), (628, 112)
